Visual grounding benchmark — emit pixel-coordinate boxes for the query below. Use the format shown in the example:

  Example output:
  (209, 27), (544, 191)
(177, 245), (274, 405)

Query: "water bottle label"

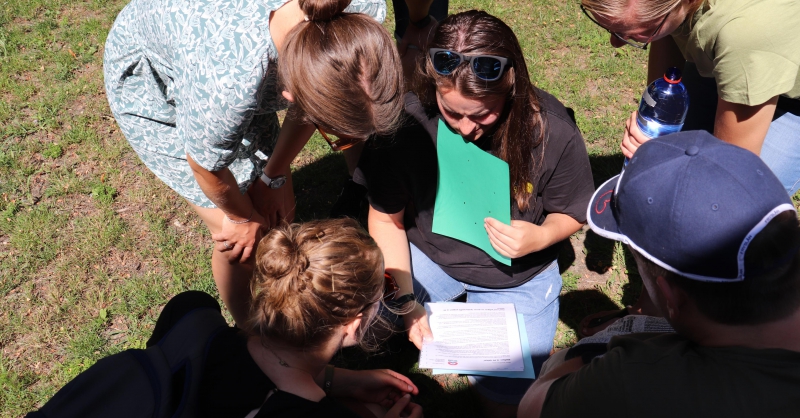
(642, 89), (656, 107)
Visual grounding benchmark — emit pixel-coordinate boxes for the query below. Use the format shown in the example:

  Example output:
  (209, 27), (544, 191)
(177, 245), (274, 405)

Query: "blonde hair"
(247, 218), (385, 350)
(278, 0), (404, 139)
(581, 0), (692, 24)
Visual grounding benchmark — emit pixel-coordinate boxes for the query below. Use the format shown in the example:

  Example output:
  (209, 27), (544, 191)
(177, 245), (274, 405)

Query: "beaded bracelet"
(225, 208), (253, 225)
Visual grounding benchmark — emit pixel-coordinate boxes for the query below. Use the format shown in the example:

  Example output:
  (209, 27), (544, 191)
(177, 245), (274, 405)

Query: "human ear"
(282, 90), (295, 103)
(341, 314), (363, 347)
(656, 276), (680, 320)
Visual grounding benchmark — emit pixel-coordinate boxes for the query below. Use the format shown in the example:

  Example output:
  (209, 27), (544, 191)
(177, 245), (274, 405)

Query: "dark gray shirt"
(354, 91), (594, 288)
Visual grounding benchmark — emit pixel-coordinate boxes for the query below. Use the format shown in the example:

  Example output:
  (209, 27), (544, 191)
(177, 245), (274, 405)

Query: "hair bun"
(298, 0), (351, 21)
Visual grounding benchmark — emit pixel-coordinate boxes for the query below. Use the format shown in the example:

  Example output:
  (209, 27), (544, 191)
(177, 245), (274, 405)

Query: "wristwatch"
(385, 293), (416, 311)
(260, 172), (287, 189)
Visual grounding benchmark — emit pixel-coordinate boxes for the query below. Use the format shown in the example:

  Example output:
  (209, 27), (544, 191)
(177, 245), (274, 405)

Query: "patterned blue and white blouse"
(103, 0), (386, 207)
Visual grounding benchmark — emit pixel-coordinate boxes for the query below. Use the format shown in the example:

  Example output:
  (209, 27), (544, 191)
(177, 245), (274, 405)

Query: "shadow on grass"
(332, 333), (484, 418)
(292, 153), (351, 222)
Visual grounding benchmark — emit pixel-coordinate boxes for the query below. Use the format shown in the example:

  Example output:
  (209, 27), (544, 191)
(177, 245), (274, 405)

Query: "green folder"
(432, 119), (512, 266)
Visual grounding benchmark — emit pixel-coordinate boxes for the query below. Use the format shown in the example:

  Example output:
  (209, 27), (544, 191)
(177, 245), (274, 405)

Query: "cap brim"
(586, 174), (628, 243)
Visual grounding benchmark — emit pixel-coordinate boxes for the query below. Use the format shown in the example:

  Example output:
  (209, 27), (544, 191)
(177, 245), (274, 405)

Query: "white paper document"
(418, 302), (524, 372)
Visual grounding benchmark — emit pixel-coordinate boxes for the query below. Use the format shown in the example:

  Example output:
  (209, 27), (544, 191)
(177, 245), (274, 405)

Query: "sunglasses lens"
(432, 51), (462, 75)
(472, 57), (503, 80)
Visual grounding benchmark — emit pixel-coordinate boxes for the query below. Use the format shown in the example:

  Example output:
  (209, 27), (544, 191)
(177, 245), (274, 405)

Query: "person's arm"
(714, 96), (779, 155)
(622, 96), (779, 158)
(368, 205), (432, 349)
(396, 0), (437, 82)
(621, 37), (687, 158)
(484, 213), (583, 259)
(315, 367), (419, 406)
(249, 111), (316, 228)
(405, 0), (434, 23)
(187, 155), (266, 262)
(517, 357), (584, 418)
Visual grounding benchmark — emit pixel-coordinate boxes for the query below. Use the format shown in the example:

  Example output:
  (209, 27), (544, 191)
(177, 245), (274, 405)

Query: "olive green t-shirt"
(541, 333), (800, 418)
(671, 0), (800, 106)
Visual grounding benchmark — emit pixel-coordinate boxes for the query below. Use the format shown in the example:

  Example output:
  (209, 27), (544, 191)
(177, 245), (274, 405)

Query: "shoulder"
(695, 0), (800, 63)
(533, 88), (587, 161)
(535, 88), (581, 142)
(402, 92), (439, 139)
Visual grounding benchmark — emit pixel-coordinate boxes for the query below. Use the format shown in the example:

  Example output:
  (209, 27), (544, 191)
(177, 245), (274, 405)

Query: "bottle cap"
(663, 67), (683, 84)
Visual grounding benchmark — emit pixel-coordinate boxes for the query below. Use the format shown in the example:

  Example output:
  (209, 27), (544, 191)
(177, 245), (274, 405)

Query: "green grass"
(0, 0), (798, 417)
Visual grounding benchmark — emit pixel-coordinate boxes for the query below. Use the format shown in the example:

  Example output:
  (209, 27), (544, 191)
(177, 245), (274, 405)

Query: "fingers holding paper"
(404, 303), (433, 350)
(484, 218), (551, 259)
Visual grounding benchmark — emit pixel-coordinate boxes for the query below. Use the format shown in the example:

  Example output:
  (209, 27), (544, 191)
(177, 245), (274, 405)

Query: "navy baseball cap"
(587, 131), (795, 282)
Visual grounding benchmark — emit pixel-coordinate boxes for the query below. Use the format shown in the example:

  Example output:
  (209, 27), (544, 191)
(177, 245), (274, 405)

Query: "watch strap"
(260, 172), (285, 189)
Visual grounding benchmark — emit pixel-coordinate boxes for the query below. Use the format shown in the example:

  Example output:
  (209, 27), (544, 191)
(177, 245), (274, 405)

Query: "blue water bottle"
(625, 67), (689, 165)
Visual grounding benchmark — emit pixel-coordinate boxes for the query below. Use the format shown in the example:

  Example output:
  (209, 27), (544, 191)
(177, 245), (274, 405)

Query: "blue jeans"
(408, 243), (561, 404)
(760, 109), (800, 196)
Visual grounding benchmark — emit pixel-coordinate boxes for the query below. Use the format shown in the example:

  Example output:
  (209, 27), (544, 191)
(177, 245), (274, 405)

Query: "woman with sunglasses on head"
(104, 0), (403, 326)
(144, 219), (422, 418)
(354, 11), (594, 418)
(580, 0), (800, 195)
(578, 0), (800, 337)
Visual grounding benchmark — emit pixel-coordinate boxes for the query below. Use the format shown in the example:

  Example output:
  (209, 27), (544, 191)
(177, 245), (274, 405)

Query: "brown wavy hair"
(247, 218), (385, 350)
(414, 10), (546, 212)
(279, 0), (404, 139)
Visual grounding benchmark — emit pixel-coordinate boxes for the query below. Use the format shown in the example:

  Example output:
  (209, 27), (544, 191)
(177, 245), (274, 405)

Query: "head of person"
(246, 218), (386, 351)
(580, 0), (704, 49)
(279, 0), (404, 143)
(587, 131), (800, 337)
(415, 10), (545, 211)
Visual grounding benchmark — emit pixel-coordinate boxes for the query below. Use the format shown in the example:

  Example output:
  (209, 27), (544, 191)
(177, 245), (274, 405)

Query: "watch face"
(270, 176), (287, 189)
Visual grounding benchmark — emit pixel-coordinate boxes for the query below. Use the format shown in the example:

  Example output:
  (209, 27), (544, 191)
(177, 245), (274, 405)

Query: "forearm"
(368, 205), (414, 296)
(535, 213), (584, 252)
(264, 112), (316, 178)
(647, 37), (685, 83)
(187, 154), (254, 220)
(405, 0), (434, 22)
(518, 357), (584, 418)
(714, 96), (778, 155)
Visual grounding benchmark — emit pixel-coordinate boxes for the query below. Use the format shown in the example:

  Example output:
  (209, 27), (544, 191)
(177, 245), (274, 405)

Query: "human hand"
(329, 368), (419, 408)
(621, 111), (651, 159)
(484, 218), (552, 259)
(248, 173), (295, 229)
(385, 394), (423, 418)
(397, 17), (437, 57)
(403, 303), (433, 350)
(397, 17), (437, 82)
(211, 210), (267, 263)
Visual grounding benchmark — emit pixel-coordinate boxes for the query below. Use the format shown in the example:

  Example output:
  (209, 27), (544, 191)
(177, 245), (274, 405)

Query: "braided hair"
(247, 218), (385, 350)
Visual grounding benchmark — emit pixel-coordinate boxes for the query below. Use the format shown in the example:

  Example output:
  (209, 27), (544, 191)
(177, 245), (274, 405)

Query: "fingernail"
(408, 385), (413, 391)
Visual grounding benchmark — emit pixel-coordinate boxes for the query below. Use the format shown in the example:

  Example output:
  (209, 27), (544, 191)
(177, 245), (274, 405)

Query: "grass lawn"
(1, 0), (798, 416)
